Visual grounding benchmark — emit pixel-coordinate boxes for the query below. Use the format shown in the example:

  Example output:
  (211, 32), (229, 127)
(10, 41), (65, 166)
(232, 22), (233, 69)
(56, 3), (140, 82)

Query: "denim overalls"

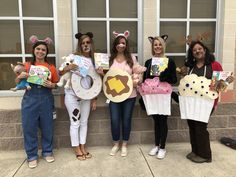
(21, 84), (54, 161)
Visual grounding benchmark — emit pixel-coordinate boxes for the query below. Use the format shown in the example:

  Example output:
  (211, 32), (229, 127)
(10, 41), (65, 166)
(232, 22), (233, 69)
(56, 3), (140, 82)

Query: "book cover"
(73, 55), (91, 77)
(27, 65), (50, 85)
(210, 71), (231, 92)
(150, 57), (169, 76)
(94, 53), (109, 70)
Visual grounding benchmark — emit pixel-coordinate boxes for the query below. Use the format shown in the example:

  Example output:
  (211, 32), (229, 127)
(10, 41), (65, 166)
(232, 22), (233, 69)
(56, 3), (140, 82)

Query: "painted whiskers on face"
(81, 37), (92, 54)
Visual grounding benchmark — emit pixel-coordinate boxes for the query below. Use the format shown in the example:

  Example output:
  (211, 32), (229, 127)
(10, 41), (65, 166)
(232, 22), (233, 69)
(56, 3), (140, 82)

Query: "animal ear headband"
(185, 31), (211, 45)
(113, 30), (130, 39)
(29, 35), (53, 45)
(75, 32), (94, 40)
(148, 35), (168, 43)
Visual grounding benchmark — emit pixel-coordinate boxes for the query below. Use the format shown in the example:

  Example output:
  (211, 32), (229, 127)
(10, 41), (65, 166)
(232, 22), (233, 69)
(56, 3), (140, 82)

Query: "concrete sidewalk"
(0, 142), (235, 177)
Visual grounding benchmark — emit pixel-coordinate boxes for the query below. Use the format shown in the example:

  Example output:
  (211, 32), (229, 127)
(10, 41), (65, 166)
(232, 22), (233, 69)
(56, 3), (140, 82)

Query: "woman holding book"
(60, 32), (98, 160)
(184, 40), (234, 163)
(17, 35), (59, 168)
(97, 31), (141, 157)
(143, 35), (177, 159)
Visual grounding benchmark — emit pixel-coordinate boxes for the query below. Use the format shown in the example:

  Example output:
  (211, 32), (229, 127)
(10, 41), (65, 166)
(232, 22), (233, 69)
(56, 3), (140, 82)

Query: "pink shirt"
(110, 56), (137, 98)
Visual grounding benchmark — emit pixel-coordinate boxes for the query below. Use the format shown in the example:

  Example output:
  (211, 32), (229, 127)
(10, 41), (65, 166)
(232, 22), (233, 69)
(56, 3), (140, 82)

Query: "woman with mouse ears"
(143, 35), (177, 159)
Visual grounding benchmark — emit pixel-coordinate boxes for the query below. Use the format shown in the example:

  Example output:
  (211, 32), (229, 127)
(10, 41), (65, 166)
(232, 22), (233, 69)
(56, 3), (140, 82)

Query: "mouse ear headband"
(75, 32), (94, 40)
(148, 34), (168, 43)
(29, 35), (53, 45)
(113, 30), (130, 39)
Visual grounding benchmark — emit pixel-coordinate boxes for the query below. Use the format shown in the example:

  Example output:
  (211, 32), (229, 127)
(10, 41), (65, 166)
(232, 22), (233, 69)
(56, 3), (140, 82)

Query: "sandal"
(76, 154), (86, 160)
(84, 152), (92, 159)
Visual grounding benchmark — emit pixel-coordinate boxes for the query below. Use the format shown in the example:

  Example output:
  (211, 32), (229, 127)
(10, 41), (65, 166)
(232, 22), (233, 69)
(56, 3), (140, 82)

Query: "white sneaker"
(148, 146), (159, 156)
(157, 149), (166, 159)
(109, 145), (119, 156)
(121, 146), (128, 157)
(28, 160), (37, 169)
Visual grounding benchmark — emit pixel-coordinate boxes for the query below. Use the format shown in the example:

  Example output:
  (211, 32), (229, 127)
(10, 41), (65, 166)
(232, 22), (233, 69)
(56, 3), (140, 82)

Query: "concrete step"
(0, 103), (236, 150)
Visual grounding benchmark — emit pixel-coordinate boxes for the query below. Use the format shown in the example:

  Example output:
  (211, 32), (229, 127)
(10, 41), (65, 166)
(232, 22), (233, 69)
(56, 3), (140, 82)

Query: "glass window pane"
(0, 57), (22, 90)
(77, 0), (106, 17)
(190, 0), (216, 18)
(22, 0), (53, 17)
(190, 22), (216, 52)
(0, 21), (21, 54)
(26, 57), (56, 66)
(110, 0), (137, 18)
(78, 21), (107, 53)
(160, 22), (186, 53)
(110, 21), (137, 53)
(0, 0), (19, 16)
(160, 0), (187, 18)
(170, 56), (186, 86)
(24, 21), (55, 54)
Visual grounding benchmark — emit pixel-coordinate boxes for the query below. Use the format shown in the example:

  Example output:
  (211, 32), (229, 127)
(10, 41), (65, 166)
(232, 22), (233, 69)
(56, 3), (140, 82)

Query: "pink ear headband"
(113, 30), (130, 39)
(29, 35), (53, 45)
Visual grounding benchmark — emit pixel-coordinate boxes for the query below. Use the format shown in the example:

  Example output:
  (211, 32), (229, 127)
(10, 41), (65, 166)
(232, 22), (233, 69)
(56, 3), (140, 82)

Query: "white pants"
(64, 90), (91, 146)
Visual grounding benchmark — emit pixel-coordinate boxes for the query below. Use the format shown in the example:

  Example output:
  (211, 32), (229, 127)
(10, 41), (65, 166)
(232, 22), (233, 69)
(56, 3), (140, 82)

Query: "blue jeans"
(21, 84), (54, 161)
(109, 97), (136, 141)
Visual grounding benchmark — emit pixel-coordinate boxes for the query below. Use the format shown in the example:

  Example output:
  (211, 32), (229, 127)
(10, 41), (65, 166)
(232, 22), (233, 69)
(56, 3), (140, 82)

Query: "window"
(0, 0), (57, 91)
(157, 0), (221, 84)
(72, 0), (142, 57)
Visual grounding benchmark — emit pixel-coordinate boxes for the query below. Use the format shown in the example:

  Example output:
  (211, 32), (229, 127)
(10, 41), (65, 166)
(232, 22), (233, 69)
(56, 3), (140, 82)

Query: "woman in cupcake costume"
(142, 35), (177, 159)
(182, 40), (234, 163)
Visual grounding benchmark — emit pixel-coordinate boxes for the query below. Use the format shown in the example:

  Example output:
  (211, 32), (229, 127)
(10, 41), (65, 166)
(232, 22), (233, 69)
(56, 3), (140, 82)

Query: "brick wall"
(1, 103), (236, 150)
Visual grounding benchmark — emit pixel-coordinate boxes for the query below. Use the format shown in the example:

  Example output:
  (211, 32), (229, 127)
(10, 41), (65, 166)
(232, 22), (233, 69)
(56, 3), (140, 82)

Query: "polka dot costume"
(178, 74), (218, 100)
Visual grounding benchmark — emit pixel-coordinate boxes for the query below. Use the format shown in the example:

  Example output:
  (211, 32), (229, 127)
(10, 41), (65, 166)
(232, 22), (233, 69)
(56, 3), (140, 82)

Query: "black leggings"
(152, 115), (168, 149)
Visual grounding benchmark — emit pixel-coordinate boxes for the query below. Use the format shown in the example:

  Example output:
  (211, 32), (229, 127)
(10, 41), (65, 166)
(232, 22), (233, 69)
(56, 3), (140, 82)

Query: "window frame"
(0, 0), (58, 96)
(156, 0), (222, 59)
(72, 0), (143, 62)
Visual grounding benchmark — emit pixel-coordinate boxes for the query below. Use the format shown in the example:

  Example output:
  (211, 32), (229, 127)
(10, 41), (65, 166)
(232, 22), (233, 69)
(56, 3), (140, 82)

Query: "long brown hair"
(109, 36), (133, 68)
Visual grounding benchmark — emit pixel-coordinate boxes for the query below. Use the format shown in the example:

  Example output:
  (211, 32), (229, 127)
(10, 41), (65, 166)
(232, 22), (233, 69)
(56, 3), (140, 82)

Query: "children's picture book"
(27, 65), (51, 85)
(210, 71), (231, 92)
(94, 53), (109, 70)
(72, 55), (91, 77)
(150, 57), (169, 76)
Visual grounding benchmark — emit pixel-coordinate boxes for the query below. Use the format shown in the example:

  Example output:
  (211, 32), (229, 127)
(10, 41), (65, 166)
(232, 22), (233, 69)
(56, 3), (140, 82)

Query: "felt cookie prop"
(103, 69), (133, 103)
(178, 74), (218, 99)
